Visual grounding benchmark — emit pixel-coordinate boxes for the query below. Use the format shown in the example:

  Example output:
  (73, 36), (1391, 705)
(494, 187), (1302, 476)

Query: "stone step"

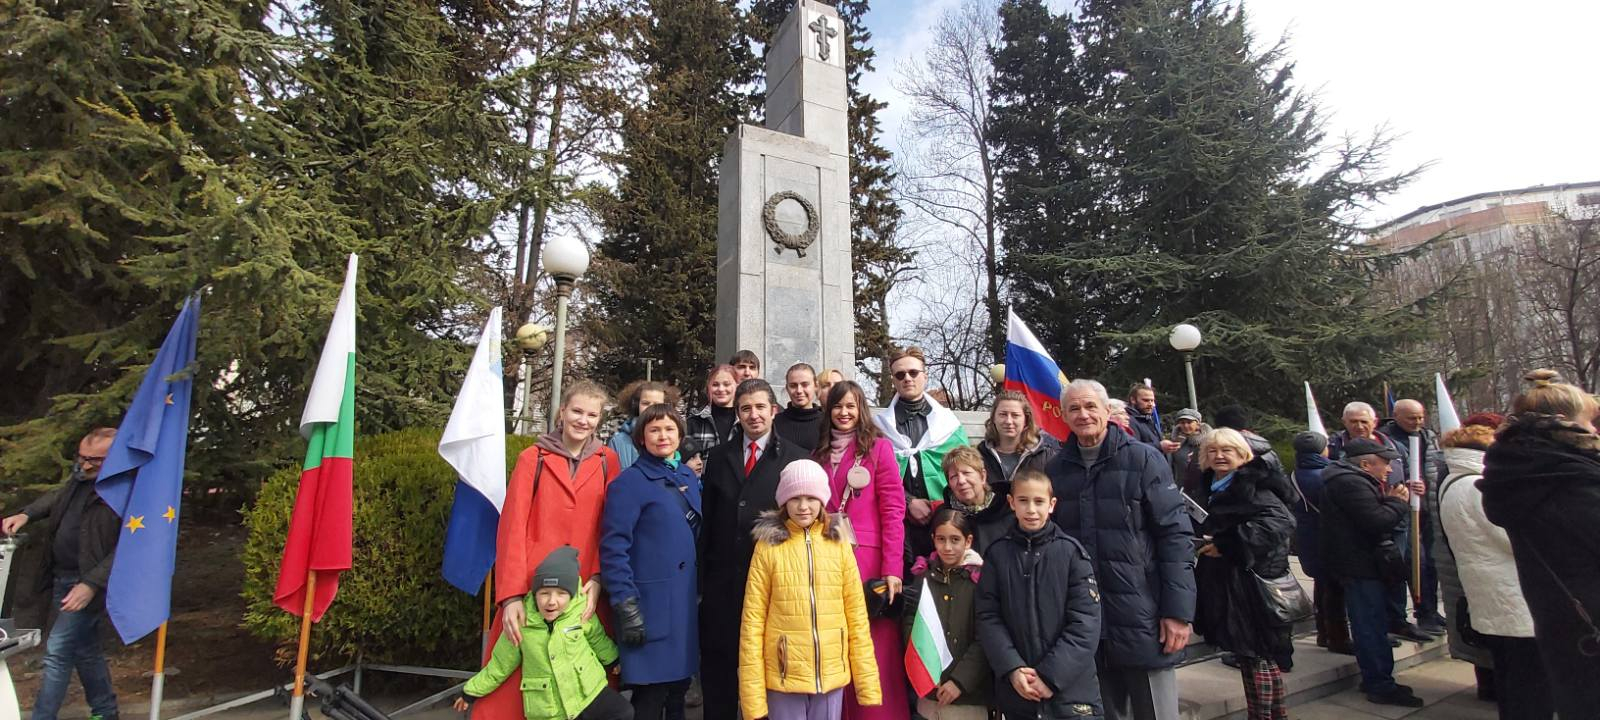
(1178, 633), (1448, 720)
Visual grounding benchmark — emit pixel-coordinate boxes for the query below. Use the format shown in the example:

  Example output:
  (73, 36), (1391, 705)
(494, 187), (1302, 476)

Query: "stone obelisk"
(716, 0), (854, 386)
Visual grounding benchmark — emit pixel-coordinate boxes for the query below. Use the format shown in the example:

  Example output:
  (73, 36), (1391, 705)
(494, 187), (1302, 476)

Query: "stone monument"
(716, 0), (854, 387)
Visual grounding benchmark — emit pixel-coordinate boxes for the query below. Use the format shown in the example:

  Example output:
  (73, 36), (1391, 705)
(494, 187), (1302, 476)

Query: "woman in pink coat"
(815, 380), (910, 720)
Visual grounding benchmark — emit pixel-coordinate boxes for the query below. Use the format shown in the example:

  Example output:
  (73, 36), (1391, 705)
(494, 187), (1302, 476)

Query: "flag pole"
(289, 570), (318, 720)
(1407, 435), (1423, 608)
(148, 622), (168, 720)
(482, 572), (494, 656)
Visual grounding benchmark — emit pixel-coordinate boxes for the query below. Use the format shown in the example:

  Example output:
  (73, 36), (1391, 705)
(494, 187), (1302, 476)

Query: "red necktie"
(744, 440), (759, 475)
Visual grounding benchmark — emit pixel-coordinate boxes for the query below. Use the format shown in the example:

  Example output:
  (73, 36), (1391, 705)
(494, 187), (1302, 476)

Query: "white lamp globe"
(1169, 323), (1203, 352)
(990, 363), (1006, 384)
(516, 323), (549, 351)
(543, 236), (590, 279)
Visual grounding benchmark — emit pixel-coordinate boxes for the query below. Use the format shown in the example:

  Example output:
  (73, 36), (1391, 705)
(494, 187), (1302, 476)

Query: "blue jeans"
(31, 576), (118, 720)
(1343, 577), (1398, 694)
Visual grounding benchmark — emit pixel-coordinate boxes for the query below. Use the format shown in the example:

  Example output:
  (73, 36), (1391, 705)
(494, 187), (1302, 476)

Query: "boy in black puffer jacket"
(977, 470), (1103, 718)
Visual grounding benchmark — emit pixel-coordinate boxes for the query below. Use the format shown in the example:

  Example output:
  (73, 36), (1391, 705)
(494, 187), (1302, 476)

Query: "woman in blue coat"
(600, 403), (702, 720)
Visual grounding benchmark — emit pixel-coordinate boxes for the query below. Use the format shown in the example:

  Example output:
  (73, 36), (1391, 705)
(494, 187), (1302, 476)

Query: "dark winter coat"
(1289, 452), (1331, 579)
(1317, 460), (1409, 581)
(599, 454), (701, 684)
(1169, 426), (1211, 494)
(21, 471), (121, 595)
(976, 520), (1103, 719)
(773, 405), (825, 454)
(901, 551), (991, 707)
(1193, 464), (1296, 659)
(979, 435), (1060, 486)
(1047, 428), (1196, 670)
(1129, 411), (1163, 448)
(698, 431), (811, 677)
(1479, 413), (1600, 718)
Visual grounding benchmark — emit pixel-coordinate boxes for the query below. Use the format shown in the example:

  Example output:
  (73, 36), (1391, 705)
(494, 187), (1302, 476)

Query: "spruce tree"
(0, 0), (515, 494)
(587, 0), (757, 400)
(989, 0), (1109, 372)
(992, 0), (1423, 420)
(749, 0), (908, 398)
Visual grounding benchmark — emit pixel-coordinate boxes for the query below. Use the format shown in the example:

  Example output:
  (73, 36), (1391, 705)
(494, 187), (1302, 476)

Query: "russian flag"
(439, 307), (508, 594)
(1004, 308), (1072, 441)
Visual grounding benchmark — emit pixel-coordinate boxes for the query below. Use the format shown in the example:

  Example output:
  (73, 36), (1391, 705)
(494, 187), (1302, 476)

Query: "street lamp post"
(542, 235), (590, 429)
(1169, 323), (1203, 412)
(514, 322), (549, 435)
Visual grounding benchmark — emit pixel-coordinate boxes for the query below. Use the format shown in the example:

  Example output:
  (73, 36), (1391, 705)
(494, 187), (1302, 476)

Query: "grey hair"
(1343, 401), (1376, 418)
(1062, 379), (1111, 406)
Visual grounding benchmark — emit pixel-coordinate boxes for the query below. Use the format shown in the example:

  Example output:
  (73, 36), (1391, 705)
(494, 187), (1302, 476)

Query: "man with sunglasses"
(3, 427), (123, 720)
(871, 346), (969, 565)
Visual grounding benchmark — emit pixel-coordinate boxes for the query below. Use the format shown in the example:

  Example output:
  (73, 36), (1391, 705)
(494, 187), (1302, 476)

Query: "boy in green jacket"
(455, 547), (632, 720)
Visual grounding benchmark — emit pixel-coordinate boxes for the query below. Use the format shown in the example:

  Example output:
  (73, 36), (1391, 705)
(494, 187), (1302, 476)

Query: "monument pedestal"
(716, 0), (854, 385)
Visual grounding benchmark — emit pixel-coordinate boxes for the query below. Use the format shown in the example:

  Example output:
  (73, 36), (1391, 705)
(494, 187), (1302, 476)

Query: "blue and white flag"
(440, 307), (507, 594)
(96, 295), (200, 643)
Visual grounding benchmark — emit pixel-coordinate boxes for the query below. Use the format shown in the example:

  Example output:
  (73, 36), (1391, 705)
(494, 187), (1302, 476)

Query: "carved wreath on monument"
(762, 191), (820, 257)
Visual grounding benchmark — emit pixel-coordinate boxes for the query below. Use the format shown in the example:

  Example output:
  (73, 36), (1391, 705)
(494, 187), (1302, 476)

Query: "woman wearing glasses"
(871, 346), (969, 569)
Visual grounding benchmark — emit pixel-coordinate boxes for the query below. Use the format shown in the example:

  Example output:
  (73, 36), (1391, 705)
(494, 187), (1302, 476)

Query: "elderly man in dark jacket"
(1319, 439), (1424, 708)
(3, 428), (123, 720)
(1378, 398), (1445, 634)
(1328, 400), (1432, 643)
(1048, 379), (1195, 720)
(697, 380), (809, 720)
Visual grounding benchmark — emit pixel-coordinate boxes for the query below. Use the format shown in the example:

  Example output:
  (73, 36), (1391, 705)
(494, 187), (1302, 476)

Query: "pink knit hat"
(776, 459), (832, 507)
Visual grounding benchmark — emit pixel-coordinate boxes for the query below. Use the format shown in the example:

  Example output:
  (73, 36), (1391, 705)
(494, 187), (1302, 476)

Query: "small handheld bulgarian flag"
(904, 577), (953, 698)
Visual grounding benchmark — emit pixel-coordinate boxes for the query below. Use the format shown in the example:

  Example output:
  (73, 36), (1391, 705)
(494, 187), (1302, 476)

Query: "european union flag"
(96, 296), (199, 644)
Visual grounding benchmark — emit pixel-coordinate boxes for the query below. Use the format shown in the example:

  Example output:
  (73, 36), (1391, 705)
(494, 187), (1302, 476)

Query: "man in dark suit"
(697, 379), (810, 720)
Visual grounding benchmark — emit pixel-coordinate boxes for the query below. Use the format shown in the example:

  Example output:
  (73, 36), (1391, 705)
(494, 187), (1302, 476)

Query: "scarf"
(829, 429), (854, 468)
(947, 487), (997, 515)
(1210, 470), (1237, 493)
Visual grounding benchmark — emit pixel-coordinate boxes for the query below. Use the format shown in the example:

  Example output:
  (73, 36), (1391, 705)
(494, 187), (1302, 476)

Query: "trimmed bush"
(241, 427), (538, 667)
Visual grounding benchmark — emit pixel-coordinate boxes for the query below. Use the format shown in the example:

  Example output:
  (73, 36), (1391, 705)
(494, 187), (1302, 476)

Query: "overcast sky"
(856, 0), (1599, 226)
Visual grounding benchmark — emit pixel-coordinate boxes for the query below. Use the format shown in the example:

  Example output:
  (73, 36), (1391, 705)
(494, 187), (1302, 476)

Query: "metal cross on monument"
(809, 14), (838, 61)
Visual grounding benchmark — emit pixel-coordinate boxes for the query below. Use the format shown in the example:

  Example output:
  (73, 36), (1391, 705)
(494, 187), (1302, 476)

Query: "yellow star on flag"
(163, 506), (177, 523)
(126, 516), (145, 534)
(165, 393), (174, 405)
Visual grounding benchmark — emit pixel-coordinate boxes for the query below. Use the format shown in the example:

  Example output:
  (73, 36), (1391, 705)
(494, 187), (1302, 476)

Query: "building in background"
(1373, 181), (1600, 411)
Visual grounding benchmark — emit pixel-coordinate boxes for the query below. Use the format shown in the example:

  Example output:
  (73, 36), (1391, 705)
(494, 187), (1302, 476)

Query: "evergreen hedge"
(241, 428), (537, 667)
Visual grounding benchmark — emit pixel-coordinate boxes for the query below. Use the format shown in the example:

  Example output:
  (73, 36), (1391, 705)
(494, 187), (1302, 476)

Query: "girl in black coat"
(1478, 370), (1600, 719)
(1193, 430), (1296, 720)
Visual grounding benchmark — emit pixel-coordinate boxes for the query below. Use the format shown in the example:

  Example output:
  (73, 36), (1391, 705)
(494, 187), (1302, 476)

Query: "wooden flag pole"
(289, 570), (318, 720)
(482, 572), (494, 656)
(148, 622), (169, 720)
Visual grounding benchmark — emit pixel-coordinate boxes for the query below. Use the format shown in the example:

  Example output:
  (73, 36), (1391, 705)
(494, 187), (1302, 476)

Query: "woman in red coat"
(816, 380), (910, 720)
(477, 380), (621, 720)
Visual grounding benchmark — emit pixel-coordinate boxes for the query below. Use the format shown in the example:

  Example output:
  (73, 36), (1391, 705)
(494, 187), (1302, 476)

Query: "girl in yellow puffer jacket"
(740, 459), (882, 720)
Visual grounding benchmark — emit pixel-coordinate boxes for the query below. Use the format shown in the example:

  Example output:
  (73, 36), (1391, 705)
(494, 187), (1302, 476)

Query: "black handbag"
(1251, 570), (1314, 626)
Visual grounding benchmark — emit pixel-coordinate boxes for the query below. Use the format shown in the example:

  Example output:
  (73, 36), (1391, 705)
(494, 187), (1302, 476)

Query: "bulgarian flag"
(903, 577), (953, 698)
(273, 254), (358, 621)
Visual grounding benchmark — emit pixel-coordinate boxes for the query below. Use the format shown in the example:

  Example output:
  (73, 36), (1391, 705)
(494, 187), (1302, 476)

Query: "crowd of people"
(10, 346), (1599, 720)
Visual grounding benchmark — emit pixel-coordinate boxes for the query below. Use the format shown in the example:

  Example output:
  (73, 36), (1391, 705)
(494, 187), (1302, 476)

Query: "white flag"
(440, 307), (507, 512)
(1305, 382), (1327, 436)
(1435, 373), (1462, 435)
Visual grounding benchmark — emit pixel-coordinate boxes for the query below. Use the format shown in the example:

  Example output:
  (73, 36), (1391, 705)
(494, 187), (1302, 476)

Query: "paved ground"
(1289, 657), (1496, 720)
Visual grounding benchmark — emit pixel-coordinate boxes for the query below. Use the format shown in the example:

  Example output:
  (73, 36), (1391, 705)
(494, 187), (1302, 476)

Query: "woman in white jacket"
(1437, 423), (1552, 720)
